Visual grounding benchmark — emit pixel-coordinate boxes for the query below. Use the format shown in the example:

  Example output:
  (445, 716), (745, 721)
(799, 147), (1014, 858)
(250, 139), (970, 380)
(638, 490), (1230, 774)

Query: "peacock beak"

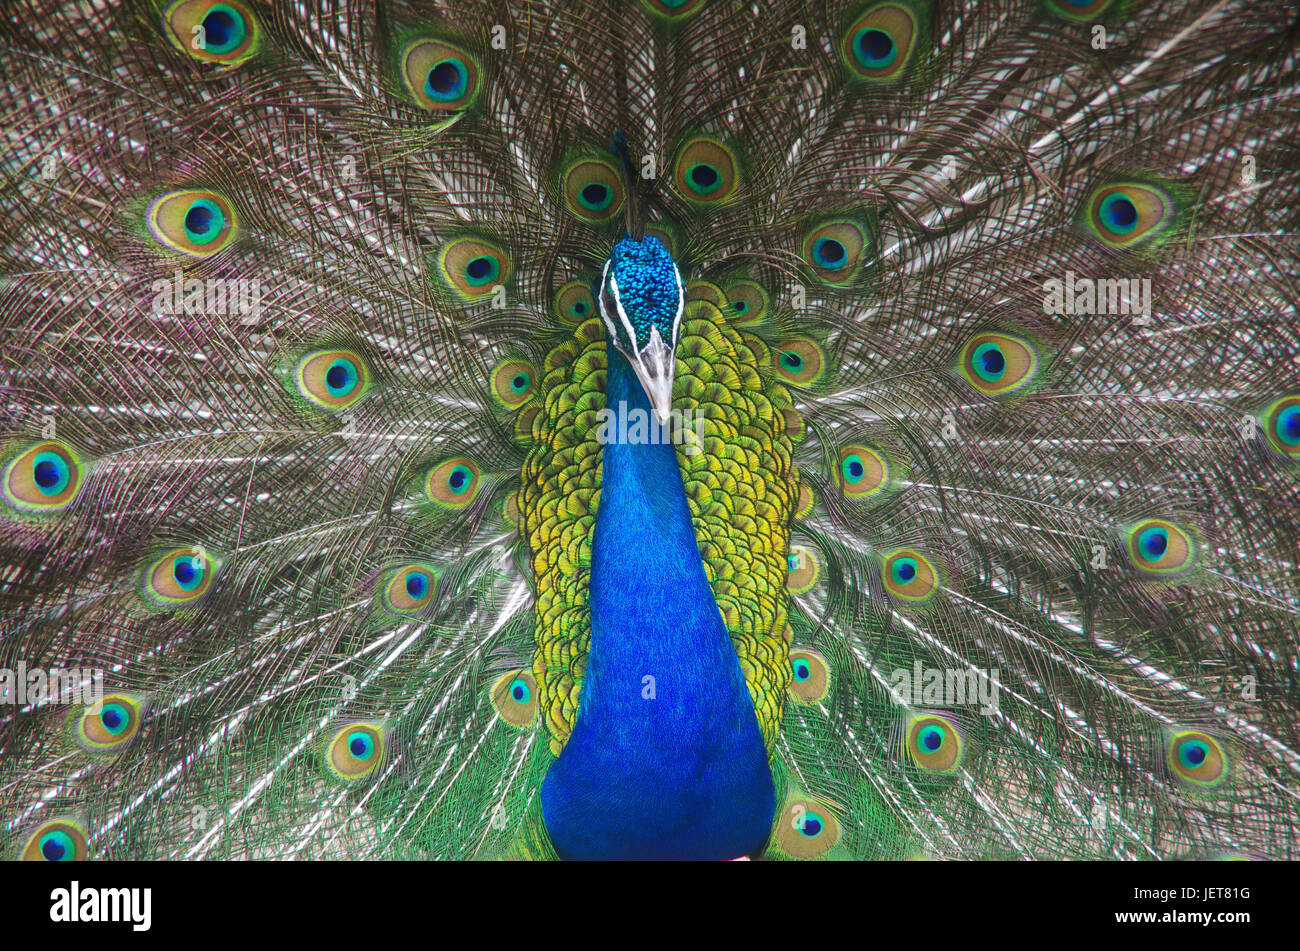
(628, 326), (675, 425)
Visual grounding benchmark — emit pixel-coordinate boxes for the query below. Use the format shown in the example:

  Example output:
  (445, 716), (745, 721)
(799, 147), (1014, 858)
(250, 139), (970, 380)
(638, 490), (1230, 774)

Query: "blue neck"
(540, 343), (775, 860)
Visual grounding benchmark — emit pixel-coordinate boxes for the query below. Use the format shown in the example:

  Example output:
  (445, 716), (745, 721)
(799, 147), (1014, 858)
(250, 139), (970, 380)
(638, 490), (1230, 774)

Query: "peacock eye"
(427, 60), (466, 100)
(147, 190), (237, 257)
(842, 3), (922, 80)
(838, 445), (889, 499)
(198, 5), (243, 53)
(799, 810), (825, 837)
(1262, 395), (1300, 459)
(1167, 731), (1228, 789)
(74, 694), (147, 752)
(164, 1), (260, 65)
(959, 332), (1038, 396)
(904, 713), (965, 773)
(1085, 182), (1176, 248)
(772, 338), (825, 386)
(672, 137), (741, 205)
(775, 800), (842, 858)
(882, 549), (939, 603)
(20, 820), (89, 862)
(858, 29), (894, 67)
(325, 722), (388, 782)
(1139, 526), (1167, 557)
(142, 547), (220, 608)
(491, 670), (538, 727)
(381, 564), (438, 614)
(293, 349), (371, 411)
(438, 237), (510, 300)
(721, 278), (769, 324)
(813, 237), (845, 267)
(3, 440), (84, 515)
(787, 648), (830, 702)
(401, 38), (479, 111)
(785, 545), (820, 594)
(801, 217), (872, 284)
(491, 360), (538, 409)
(425, 457), (482, 508)
(42, 830), (76, 861)
(554, 281), (596, 325)
(1126, 519), (1197, 576)
(561, 157), (625, 223)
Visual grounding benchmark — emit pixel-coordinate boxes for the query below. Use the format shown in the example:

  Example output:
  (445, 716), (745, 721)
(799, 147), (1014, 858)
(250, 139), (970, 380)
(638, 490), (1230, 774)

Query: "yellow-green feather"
(518, 301), (801, 755)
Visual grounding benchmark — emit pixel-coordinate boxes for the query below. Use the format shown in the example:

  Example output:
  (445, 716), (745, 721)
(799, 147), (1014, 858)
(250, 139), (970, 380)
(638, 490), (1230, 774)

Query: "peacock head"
(598, 234), (684, 424)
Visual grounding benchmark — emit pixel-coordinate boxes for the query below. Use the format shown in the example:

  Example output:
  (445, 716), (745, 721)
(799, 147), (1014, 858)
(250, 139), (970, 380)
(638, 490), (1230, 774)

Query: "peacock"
(1, 0), (1298, 863)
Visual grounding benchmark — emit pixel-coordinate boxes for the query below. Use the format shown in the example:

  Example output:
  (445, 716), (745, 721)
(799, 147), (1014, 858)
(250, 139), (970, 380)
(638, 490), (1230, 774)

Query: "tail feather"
(2, 0), (1298, 859)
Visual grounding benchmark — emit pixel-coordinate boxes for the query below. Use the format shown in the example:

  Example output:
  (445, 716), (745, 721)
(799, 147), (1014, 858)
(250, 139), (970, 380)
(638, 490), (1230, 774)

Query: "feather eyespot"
(722, 278), (770, 324)
(147, 190), (237, 257)
(325, 722), (389, 783)
(20, 819), (89, 862)
(838, 445), (889, 499)
(788, 648), (830, 702)
(903, 712), (965, 773)
(1126, 519), (1197, 576)
(164, 1), (260, 65)
(1166, 731), (1229, 789)
(380, 564), (438, 615)
(842, 3), (922, 81)
(672, 137), (741, 205)
(882, 549), (939, 603)
(802, 218), (872, 284)
(141, 547), (220, 609)
(294, 349), (371, 411)
(401, 38), (479, 111)
(786, 545), (820, 594)
(73, 693), (148, 754)
(561, 157), (625, 224)
(491, 360), (537, 409)
(772, 339), (825, 386)
(3, 440), (84, 515)
(958, 332), (1038, 396)
(775, 800), (841, 858)
(438, 237), (510, 300)
(1085, 182), (1176, 248)
(490, 670), (538, 727)
(1262, 395), (1300, 459)
(554, 281), (596, 324)
(426, 457), (482, 508)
